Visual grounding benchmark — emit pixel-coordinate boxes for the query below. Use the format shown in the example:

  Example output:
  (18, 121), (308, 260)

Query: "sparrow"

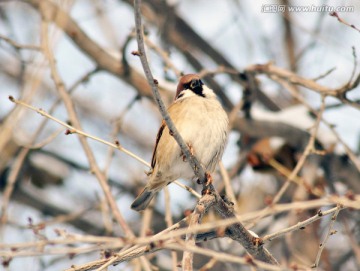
(131, 74), (229, 211)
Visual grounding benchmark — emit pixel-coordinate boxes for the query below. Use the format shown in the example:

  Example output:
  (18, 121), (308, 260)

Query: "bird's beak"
(190, 79), (201, 89)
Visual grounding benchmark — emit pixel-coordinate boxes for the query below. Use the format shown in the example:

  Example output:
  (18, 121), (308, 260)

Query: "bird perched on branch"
(131, 74), (229, 211)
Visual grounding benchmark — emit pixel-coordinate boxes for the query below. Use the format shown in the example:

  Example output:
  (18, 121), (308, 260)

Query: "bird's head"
(175, 74), (205, 100)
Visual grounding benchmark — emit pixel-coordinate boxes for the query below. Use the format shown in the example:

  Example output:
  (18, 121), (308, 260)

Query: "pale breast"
(154, 95), (228, 180)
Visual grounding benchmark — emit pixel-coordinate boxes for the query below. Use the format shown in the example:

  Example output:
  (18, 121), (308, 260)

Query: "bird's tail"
(131, 187), (157, 211)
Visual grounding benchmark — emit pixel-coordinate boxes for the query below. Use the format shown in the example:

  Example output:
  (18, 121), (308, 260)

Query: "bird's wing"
(151, 120), (166, 169)
(150, 101), (184, 169)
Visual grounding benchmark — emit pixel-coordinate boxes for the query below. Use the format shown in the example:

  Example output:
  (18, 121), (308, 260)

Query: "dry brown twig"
(0, 34), (41, 50)
(144, 36), (183, 78)
(167, 242), (286, 271)
(330, 12), (360, 33)
(262, 205), (345, 243)
(164, 187), (178, 270)
(8, 96), (149, 168)
(182, 195), (213, 271)
(247, 63), (360, 110)
(312, 204), (342, 268)
(1, 195), (358, 270)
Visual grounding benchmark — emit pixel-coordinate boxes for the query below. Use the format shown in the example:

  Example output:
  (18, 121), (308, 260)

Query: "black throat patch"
(191, 85), (205, 97)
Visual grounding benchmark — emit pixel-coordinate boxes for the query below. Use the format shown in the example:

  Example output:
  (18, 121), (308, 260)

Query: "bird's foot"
(205, 172), (213, 186)
(200, 172), (213, 195)
(197, 171), (212, 185)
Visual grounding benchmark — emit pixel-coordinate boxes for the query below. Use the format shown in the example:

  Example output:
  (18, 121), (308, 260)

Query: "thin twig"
(8, 96), (149, 167)
(164, 187), (178, 270)
(330, 12), (360, 33)
(182, 194), (214, 271)
(263, 205), (345, 242)
(168, 242), (286, 271)
(144, 36), (182, 77)
(219, 161), (238, 210)
(312, 204), (342, 268)
(0, 34), (41, 50)
(103, 94), (140, 176)
(16, 127), (64, 149)
(199, 258), (217, 271)
(247, 63), (360, 109)
(268, 158), (323, 198)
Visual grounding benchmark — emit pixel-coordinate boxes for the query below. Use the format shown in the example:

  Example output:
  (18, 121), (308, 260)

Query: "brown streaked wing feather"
(151, 120), (166, 168)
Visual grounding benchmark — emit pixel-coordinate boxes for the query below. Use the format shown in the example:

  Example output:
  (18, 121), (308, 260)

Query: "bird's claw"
(205, 172), (213, 186)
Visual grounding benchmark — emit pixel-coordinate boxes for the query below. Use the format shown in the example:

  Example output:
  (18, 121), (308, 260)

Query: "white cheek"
(202, 85), (216, 98)
(176, 89), (196, 101)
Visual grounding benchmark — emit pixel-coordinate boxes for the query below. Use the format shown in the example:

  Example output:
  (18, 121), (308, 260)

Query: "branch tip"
(8, 95), (15, 102)
(131, 50), (141, 56)
(329, 11), (337, 17)
(65, 129), (75, 135)
(317, 210), (323, 217)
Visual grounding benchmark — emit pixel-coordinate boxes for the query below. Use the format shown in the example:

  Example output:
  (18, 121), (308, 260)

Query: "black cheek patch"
(177, 92), (185, 99)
